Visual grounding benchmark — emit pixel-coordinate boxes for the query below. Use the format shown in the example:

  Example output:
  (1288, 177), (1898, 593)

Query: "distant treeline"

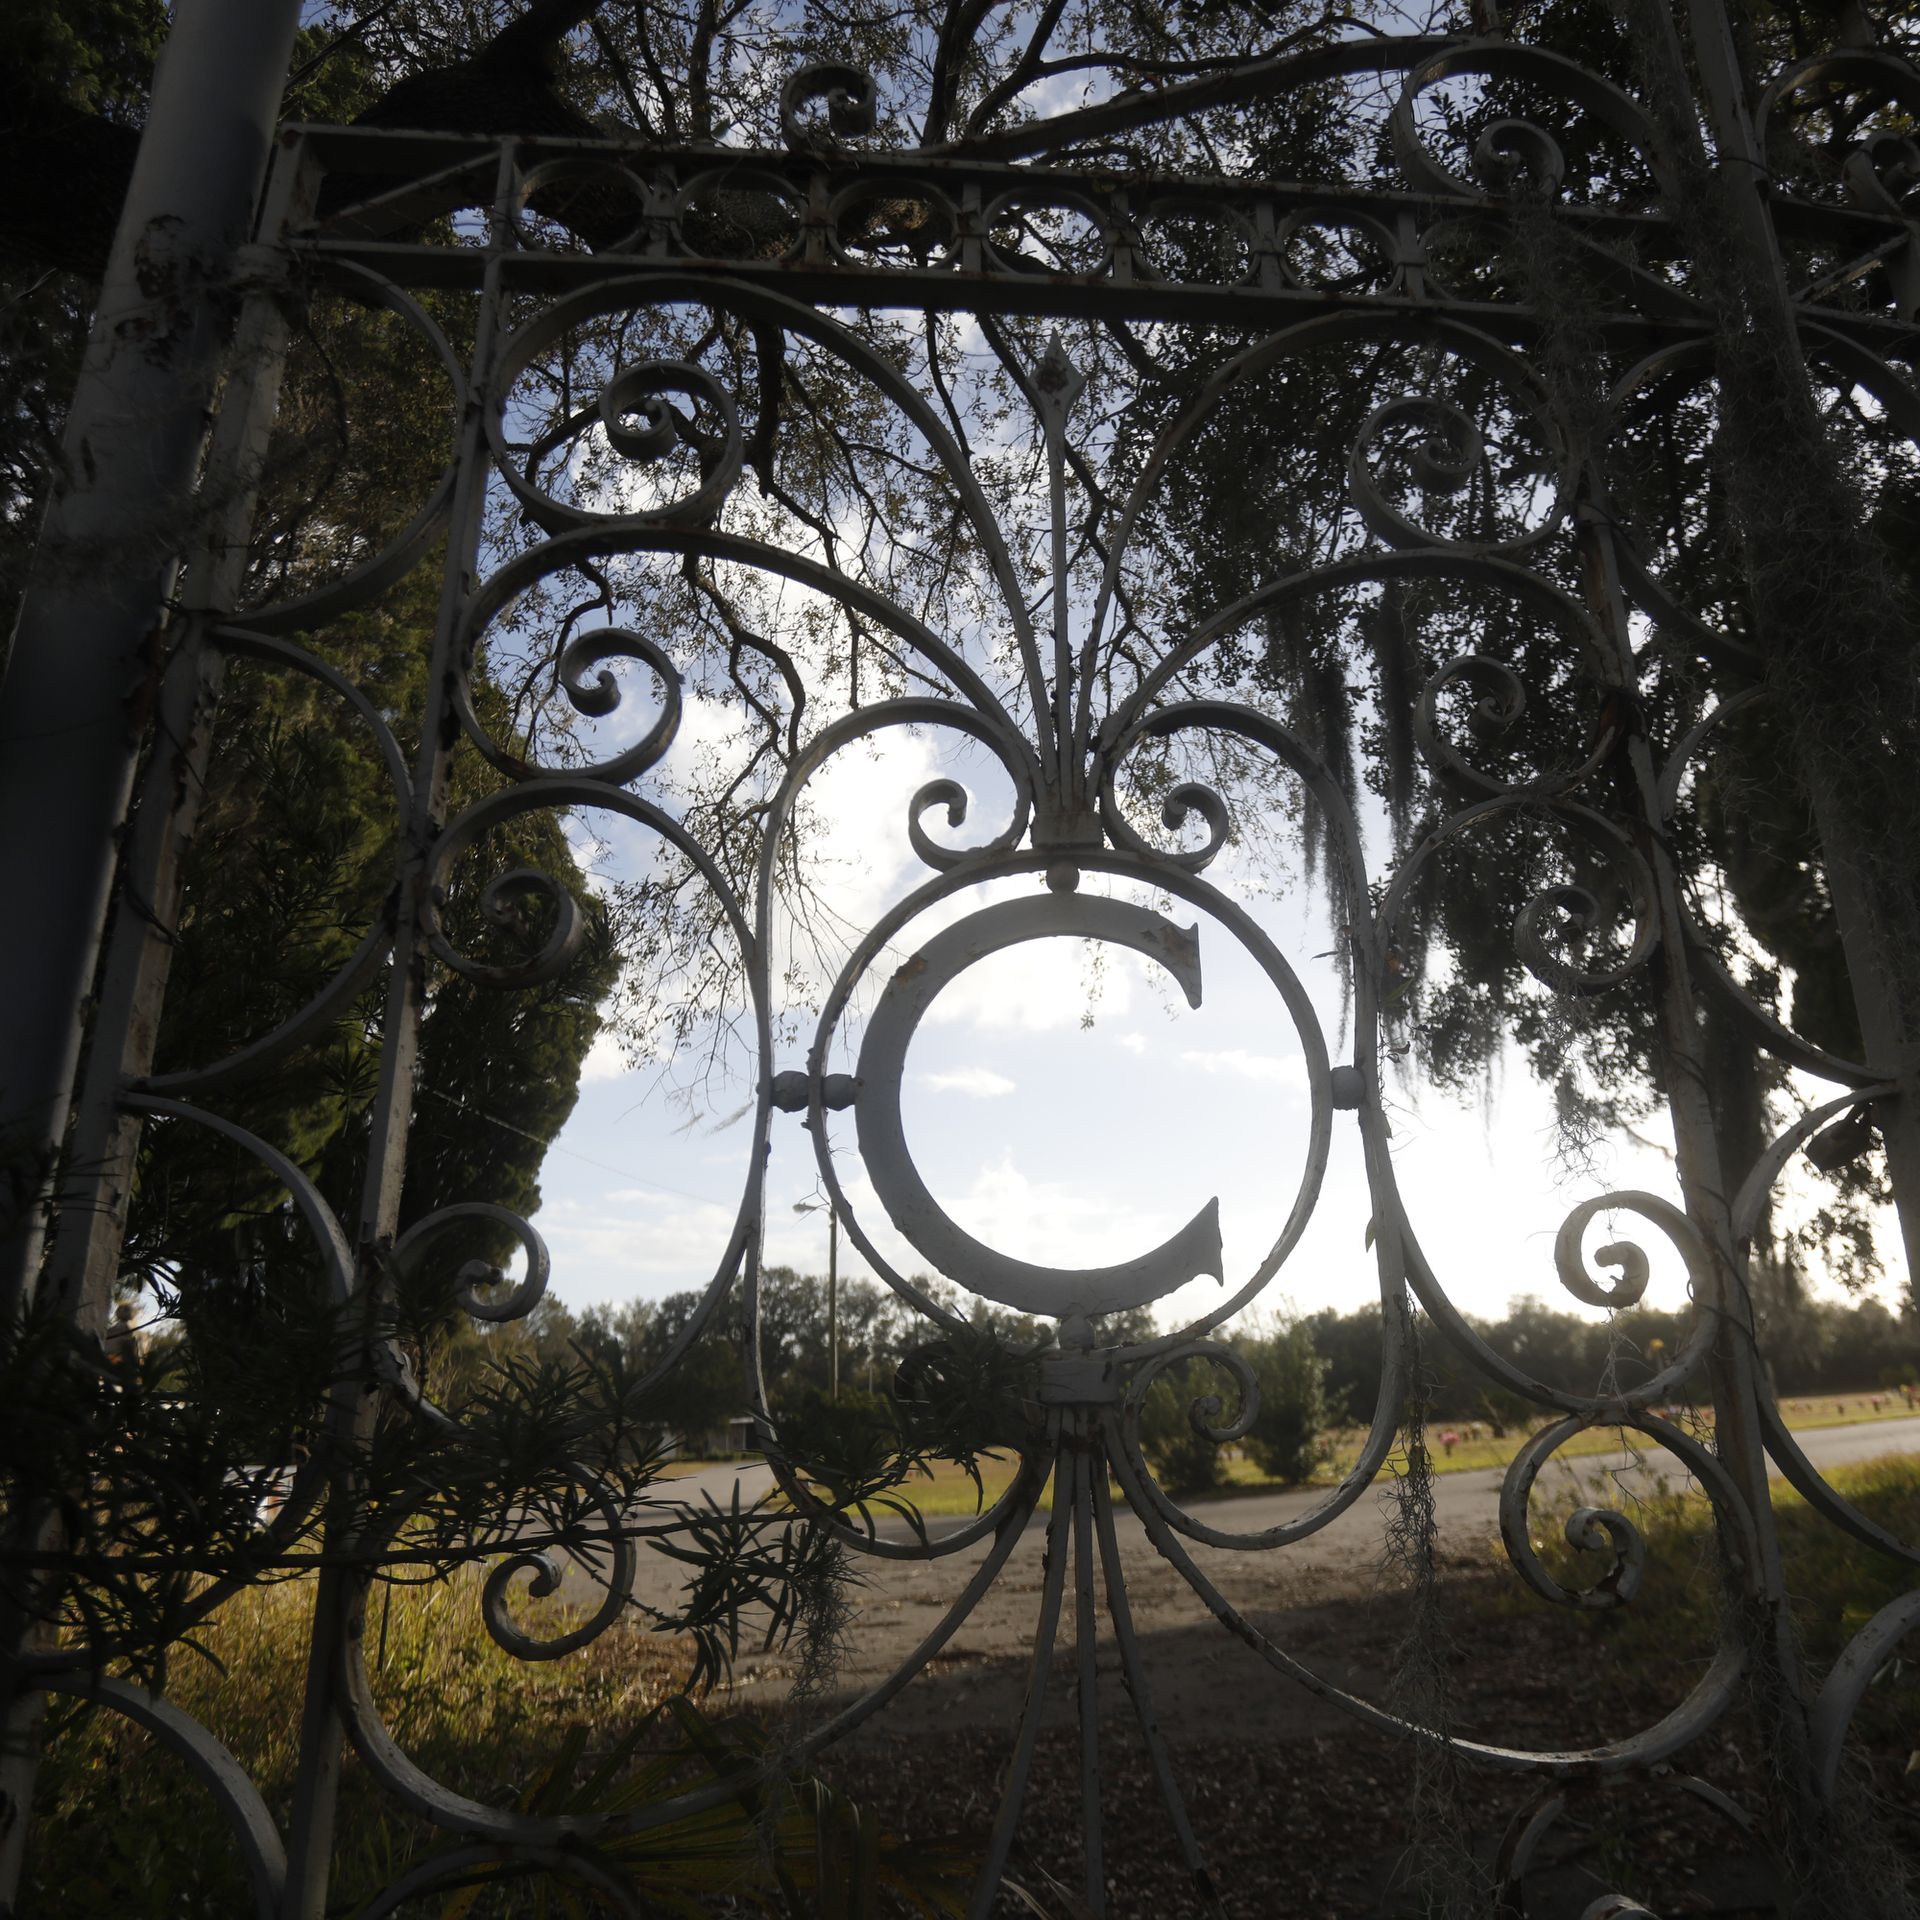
(432, 1265), (1076, 1437)
(1306, 1293), (1919, 1433)
(436, 1271), (1917, 1445)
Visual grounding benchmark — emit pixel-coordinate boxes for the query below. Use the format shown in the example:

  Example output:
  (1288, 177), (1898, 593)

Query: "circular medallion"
(854, 892), (1227, 1320)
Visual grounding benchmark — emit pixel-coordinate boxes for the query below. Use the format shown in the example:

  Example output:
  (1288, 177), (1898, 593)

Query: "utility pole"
(793, 1198), (840, 1399)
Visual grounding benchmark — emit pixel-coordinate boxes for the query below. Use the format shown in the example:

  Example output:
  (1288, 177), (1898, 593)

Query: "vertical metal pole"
(0, 7), (300, 1908)
(1578, 484), (1815, 1869)
(1673, 0), (1920, 1290)
(828, 1209), (840, 1401)
(278, 146), (517, 1920)
(0, 0), (304, 1318)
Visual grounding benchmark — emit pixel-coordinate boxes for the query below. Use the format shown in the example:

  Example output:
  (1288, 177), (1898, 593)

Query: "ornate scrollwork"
(1470, 118), (1568, 199)
(1353, 392), (1485, 516)
(480, 1463), (637, 1661)
(1097, 699), (1363, 900)
(426, 852), (586, 991)
(781, 61), (879, 149)
(1339, 343), (1570, 554)
(62, 13), (1920, 1900)
(1390, 42), (1659, 205)
(392, 1203), (551, 1324)
(1498, 1409), (1755, 1615)
(495, 352), (745, 535)
(904, 768), (1033, 871)
(1516, 879), (1640, 996)
(457, 623), (683, 788)
(1555, 1192), (1661, 1310)
(1097, 769), (1233, 873)
(1499, 1425), (1648, 1611)
(1381, 795), (1659, 1005)
(1414, 653), (1528, 793)
(1126, 1339), (1258, 1445)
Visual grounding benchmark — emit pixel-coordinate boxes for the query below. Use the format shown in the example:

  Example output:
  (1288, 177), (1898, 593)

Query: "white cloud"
(1180, 1047), (1308, 1089)
(1117, 1031), (1147, 1054)
(540, 1193), (742, 1291)
(938, 1153), (1198, 1274)
(919, 1066), (1016, 1098)
(579, 1031), (632, 1083)
(924, 937), (1138, 1032)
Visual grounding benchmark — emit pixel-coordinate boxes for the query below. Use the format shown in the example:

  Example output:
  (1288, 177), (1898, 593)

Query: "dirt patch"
(713, 1554), (1908, 1918)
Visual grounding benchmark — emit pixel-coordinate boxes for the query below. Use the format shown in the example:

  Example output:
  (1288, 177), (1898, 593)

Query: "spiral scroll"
(457, 624), (683, 788)
(1098, 771), (1233, 874)
(1390, 42), (1658, 205)
(391, 1202), (552, 1324)
(904, 770), (1032, 871)
(480, 1462), (638, 1661)
(428, 858), (587, 992)
(1498, 1410), (1756, 1613)
(1500, 1422), (1649, 1611)
(781, 61), (879, 147)
(1470, 118), (1567, 199)
(1414, 653), (1527, 794)
(491, 352), (746, 535)
(1347, 366), (1570, 555)
(1126, 1340), (1260, 1447)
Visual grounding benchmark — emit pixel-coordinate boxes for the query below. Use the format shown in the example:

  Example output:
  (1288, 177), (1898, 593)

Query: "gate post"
(0, 0), (303, 1318)
(0, 2), (301, 1904)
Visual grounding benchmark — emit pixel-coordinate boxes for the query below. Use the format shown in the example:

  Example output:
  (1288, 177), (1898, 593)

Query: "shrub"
(1235, 1317), (1334, 1485)
(1137, 1356), (1228, 1494)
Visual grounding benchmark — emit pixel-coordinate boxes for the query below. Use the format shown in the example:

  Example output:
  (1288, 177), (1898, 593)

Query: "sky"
(414, 42), (1907, 1340)
(515, 707), (1865, 1339)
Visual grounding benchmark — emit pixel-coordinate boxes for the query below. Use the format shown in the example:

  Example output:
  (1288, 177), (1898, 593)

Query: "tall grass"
(27, 1573), (969, 1916)
(1514, 1452), (1920, 1670)
(28, 1573), (688, 1913)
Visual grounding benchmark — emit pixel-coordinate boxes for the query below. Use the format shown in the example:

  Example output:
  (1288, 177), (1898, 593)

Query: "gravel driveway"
(622, 1416), (1920, 1733)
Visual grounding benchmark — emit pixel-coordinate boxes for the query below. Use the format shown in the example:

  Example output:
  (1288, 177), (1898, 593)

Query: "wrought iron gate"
(3, 0), (1919, 1912)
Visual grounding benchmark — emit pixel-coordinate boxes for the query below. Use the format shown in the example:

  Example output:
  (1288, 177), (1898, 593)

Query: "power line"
(414, 1084), (729, 1209)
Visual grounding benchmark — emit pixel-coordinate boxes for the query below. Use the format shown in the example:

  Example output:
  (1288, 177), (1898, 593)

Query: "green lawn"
(783, 1389), (1920, 1523)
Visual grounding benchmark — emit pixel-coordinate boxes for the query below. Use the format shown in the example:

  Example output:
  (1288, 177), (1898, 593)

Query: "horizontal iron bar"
(291, 121), (1681, 233)
(277, 126), (1919, 354)
(294, 236), (1726, 347)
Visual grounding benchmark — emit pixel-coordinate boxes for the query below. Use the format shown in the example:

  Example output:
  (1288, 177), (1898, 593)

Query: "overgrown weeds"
(26, 1572), (970, 1916)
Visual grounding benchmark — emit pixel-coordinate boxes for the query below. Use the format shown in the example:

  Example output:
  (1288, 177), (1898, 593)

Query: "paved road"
(602, 1415), (1920, 1730)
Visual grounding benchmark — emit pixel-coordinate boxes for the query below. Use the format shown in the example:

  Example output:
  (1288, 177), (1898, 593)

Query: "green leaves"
(418, 1695), (974, 1920)
(649, 1477), (852, 1694)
